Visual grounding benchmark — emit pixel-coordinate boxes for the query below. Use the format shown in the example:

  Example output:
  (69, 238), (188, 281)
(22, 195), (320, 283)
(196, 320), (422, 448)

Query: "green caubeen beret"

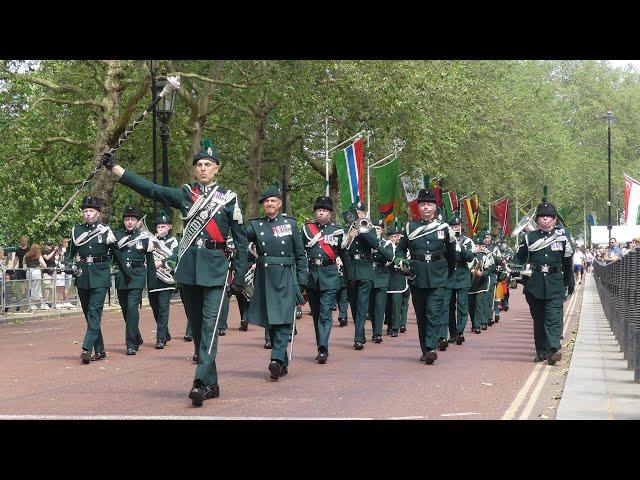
(192, 138), (220, 165)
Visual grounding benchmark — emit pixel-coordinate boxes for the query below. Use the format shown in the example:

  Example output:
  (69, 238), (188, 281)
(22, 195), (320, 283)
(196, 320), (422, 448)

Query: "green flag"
(373, 156), (399, 223)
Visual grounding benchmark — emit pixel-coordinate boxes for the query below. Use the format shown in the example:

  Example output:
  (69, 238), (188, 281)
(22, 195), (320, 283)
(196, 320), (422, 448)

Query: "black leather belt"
(79, 256), (110, 263)
(350, 254), (371, 260)
(532, 264), (561, 274)
(195, 238), (227, 250)
(309, 258), (336, 266)
(415, 252), (443, 262)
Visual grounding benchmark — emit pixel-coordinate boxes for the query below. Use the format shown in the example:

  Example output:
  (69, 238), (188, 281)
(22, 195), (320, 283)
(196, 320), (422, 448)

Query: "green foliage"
(0, 60), (637, 246)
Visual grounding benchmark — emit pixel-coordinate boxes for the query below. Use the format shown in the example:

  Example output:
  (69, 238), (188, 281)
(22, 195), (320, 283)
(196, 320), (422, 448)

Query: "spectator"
(585, 249), (594, 273)
(12, 236), (29, 311)
(23, 243), (49, 310)
(53, 240), (71, 308)
(59, 238), (73, 306)
(621, 242), (631, 256)
(605, 238), (622, 262)
(41, 241), (57, 307)
(572, 247), (585, 285)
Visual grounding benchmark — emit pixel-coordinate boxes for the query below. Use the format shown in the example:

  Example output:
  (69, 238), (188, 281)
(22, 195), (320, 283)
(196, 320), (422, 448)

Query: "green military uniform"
(67, 196), (129, 363)
(468, 238), (491, 332)
(384, 220), (408, 337)
(344, 203), (385, 349)
(481, 234), (502, 327)
(396, 189), (456, 364)
(442, 216), (475, 344)
(368, 225), (396, 342)
(335, 259), (349, 326)
(245, 185), (308, 379)
(513, 202), (574, 364)
(302, 196), (348, 362)
(114, 205), (154, 354)
(499, 242), (515, 311)
(113, 140), (248, 404)
(147, 211), (178, 349)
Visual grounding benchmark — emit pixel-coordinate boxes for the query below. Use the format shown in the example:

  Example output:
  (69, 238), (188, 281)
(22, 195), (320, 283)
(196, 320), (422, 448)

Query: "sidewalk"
(556, 274), (640, 420)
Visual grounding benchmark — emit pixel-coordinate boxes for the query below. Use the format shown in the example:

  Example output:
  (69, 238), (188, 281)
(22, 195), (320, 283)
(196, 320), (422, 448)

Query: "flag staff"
(325, 117), (329, 196)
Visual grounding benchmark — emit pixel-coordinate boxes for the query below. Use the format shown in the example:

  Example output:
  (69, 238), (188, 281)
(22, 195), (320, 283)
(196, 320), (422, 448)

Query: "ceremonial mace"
(45, 76), (181, 229)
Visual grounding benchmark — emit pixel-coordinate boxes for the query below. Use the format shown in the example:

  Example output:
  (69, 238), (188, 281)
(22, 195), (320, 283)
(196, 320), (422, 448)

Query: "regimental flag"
(623, 174), (640, 226)
(373, 155), (399, 223)
(400, 170), (428, 220)
(335, 138), (365, 213)
(491, 196), (511, 237)
(462, 193), (480, 236)
(443, 191), (458, 220)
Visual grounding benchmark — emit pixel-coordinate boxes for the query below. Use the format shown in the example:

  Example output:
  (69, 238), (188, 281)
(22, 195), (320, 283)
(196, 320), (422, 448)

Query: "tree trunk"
(244, 104), (267, 220)
(90, 61), (122, 223)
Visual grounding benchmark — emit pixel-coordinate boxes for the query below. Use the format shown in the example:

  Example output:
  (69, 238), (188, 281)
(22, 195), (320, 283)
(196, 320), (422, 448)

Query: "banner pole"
(325, 117), (329, 197)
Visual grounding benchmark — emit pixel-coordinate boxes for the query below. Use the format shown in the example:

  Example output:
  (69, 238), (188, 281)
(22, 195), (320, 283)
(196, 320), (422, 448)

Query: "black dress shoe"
(386, 327), (392, 335)
(264, 339), (272, 349)
(269, 360), (283, 380)
(126, 348), (137, 355)
(155, 340), (166, 349)
(239, 321), (248, 331)
(447, 337), (456, 344)
(192, 353), (199, 363)
(533, 354), (546, 363)
(438, 338), (448, 351)
(424, 350), (438, 365)
(332, 305), (338, 311)
(487, 320), (494, 326)
(456, 334), (465, 345)
(184, 335), (193, 342)
(281, 366), (288, 376)
(217, 329), (226, 336)
(399, 326), (406, 333)
(473, 327), (481, 334)
(547, 349), (562, 365)
(317, 352), (328, 364)
(81, 350), (91, 364)
(481, 323), (488, 330)
(166, 333), (171, 342)
(338, 318), (347, 327)
(374, 334), (383, 344)
(419, 353), (427, 362)
(371, 335), (376, 342)
(354, 342), (364, 350)
(503, 306), (509, 312)
(494, 315), (500, 323)
(189, 381), (220, 407)
(390, 329), (399, 337)
(91, 351), (106, 361)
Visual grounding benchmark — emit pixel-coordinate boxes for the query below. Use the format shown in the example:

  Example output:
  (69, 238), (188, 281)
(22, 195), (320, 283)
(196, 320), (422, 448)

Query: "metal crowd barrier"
(593, 252), (640, 383)
(1, 267), (173, 316)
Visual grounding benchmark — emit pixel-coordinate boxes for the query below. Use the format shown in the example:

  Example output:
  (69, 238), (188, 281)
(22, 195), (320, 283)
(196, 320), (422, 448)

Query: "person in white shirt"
(585, 250), (594, 273)
(572, 248), (585, 284)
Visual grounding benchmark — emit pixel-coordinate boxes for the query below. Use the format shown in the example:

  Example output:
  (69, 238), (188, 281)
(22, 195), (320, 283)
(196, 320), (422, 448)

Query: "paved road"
(0, 286), (572, 419)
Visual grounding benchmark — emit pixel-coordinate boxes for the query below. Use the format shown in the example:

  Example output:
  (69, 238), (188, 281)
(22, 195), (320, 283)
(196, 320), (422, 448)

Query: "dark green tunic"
(514, 226), (575, 357)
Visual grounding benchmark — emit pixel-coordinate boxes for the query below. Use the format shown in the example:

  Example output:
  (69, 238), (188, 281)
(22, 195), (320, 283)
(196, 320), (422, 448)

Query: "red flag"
(432, 178), (443, 208)
(491, 197), (511, 236)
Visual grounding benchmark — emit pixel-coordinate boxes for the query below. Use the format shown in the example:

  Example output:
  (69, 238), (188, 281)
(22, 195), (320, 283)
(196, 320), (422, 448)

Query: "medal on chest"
(437, 229), (445, 239)
(550, 241), (563, 252)
(323, 234), (337, 246)
(97, 234), (103, 243)
(136, 240), (143, 250)
(272, 224), (292, 237)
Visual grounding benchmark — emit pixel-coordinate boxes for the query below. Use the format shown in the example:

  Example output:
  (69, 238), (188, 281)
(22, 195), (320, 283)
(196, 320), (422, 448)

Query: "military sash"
(527, 228), (567, 252)
(305, 223), (337, 261)
(176, 185), (234, 265)
(72, 224), (110, 247)
(406, 220), (447, 241)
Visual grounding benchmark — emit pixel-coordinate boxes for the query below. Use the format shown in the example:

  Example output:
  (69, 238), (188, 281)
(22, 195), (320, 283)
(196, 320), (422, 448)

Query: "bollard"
(626, 322), (635, 367)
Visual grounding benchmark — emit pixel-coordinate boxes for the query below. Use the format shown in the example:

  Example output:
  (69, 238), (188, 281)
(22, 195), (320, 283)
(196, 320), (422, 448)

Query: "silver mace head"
(159, 76), (181, 96)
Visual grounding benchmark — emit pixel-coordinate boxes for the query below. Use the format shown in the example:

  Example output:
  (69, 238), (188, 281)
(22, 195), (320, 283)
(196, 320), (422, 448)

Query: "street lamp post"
(154, 75), (178, 214)
(603, 108), (615, 243)
(147, 60), (159, 221)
